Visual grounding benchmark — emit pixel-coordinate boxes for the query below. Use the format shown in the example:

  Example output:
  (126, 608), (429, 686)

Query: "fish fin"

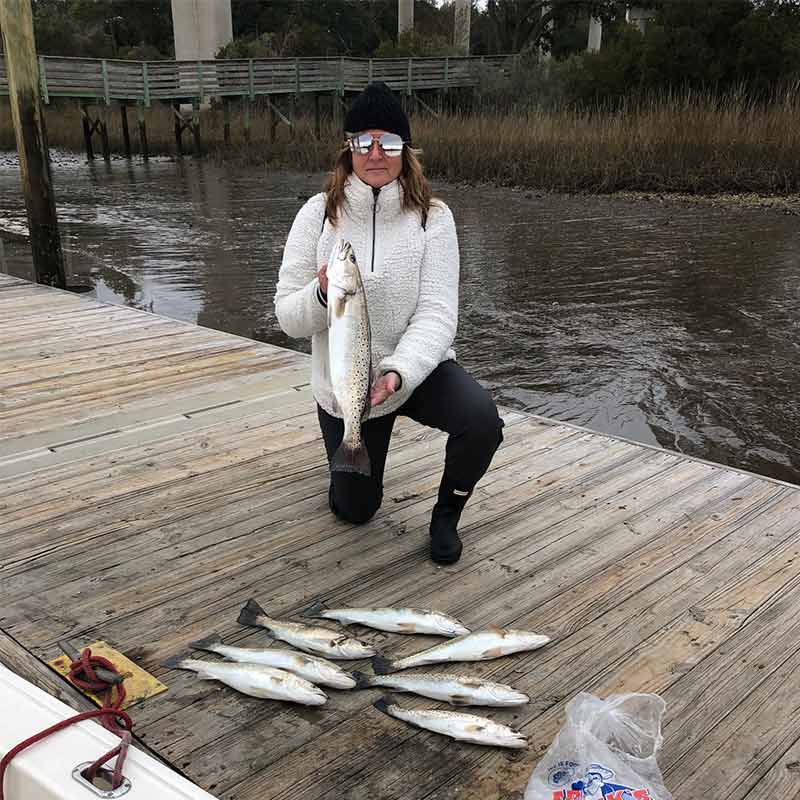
(161, 654), (191, 670)
(189, 634), (223, 651)
(371, 655), (396, 675)
(450, 695), (470, 706)
(465, 723), (486, 732)
(397, 622), (417, 632)
(237, 598), (267, 628)
(303, 599), (328, 619)
(373, 694), (395, 715)
(487, 625), (506, 634)
(330, 441), (371, 476)
(352, 671), (374, 690)
(483, 647), (505, 658)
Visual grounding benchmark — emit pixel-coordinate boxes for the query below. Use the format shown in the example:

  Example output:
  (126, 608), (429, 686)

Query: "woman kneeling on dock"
(274, 81), (504, 565)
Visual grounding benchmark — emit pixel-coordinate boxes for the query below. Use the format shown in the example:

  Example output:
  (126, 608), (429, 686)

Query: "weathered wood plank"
(3, 274), (800, 800)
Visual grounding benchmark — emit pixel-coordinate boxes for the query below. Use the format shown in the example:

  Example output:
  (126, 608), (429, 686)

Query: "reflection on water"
(1, 152), (799, 484)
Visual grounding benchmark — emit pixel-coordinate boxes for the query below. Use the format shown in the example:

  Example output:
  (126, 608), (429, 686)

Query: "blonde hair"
(323, 144), (434, 227)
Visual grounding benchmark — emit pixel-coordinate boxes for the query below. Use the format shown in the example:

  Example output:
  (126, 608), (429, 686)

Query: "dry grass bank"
(1, 90), (798, 194)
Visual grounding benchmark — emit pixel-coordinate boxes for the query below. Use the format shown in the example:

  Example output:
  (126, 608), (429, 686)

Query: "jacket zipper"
(371, 187), (379, 272)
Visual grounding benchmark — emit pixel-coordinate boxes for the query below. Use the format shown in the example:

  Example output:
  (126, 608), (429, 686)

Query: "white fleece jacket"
(274, 173), (459, 419)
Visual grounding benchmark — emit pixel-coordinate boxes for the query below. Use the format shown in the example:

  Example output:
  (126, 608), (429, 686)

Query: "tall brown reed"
(1, 86), (798, 194)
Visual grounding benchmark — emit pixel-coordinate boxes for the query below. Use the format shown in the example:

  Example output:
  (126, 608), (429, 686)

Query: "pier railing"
(0, 54), (515, 105)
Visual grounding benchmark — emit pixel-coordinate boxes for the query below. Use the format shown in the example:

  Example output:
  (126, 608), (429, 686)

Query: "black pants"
(317, 360), (504, 524)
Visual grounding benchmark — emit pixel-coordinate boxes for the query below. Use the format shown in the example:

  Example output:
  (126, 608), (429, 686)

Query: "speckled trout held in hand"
(327, 239), (372, 476)
(237, 598), (377, 660)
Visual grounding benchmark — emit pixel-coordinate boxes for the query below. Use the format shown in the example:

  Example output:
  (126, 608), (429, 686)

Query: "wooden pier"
(0, 54), (512, 159)
(0, 54), (512, 105)
(2, 271), (800, 800)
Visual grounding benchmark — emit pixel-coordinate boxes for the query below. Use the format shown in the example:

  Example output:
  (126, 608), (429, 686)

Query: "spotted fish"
(237, 598), (377, 660)
(374, 695), (527, 748)
(327, 239), (372, 476)
(161, 656), (327, 705)
(354, 671), (529, 706)
(371, 626), (550, 673)
(303, 599), (470, 637)
(189, 634), (357, 689)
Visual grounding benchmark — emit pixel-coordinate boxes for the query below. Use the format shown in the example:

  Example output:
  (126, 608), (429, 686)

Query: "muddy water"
(1, 153), (798, 484)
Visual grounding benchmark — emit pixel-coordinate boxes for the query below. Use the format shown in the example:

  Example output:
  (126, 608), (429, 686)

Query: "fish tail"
(189, 634), (223, 651)
(373, 694), (396, 715)
(237, 597), (267, 628)
(161, 654), (193, 671)
(352, 671), (374, 690)
(371, 655), (396, 675)
(330, 441), (371, 476)
(303, 598), (328, 619)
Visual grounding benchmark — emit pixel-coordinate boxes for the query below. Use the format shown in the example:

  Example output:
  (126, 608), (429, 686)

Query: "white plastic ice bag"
(524, 692), (673, 800)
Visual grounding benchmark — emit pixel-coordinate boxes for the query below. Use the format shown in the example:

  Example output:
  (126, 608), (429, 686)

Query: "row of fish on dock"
(163, 599), (551, 749)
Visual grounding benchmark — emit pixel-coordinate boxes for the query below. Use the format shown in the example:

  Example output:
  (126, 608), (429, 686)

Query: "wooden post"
(173, 101), (184, 156)
(243, 97), (251, 144)
(268, 95), (275, 144)
(137, 103), (149, 160)
(223, 100), (231, 146)
(332, 89), (341, 130)
(120, 103), (131, 158)
(99, 108), (111, 161)
(81, 104), (95, 160)
(314, 92), (321, 139)
(142, 62), (150, 108)
(191, 99), (202, 156)
(0, 0), (66, 288)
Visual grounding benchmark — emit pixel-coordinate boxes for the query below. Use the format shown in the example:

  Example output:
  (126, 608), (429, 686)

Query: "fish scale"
(327, 239), (373, 476)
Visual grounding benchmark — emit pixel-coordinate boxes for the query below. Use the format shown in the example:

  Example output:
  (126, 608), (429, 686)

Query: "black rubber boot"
(429, 481), (472, 565)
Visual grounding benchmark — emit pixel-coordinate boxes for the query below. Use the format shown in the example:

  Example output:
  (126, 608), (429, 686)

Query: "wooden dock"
(0, 54), (512, 105)
(2, 270), (800, 800)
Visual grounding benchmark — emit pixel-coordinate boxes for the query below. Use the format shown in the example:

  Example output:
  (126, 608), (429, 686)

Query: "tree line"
(21, 0), (800, 103)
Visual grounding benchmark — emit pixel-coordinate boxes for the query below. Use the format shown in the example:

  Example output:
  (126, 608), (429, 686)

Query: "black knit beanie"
(344, 81), (411, 143)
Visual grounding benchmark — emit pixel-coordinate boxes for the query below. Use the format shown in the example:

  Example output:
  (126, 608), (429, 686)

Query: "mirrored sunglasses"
(347, 132), (406, 157)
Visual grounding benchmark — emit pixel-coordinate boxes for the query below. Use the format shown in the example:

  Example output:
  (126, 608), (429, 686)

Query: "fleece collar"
(343, 172), (403, 222)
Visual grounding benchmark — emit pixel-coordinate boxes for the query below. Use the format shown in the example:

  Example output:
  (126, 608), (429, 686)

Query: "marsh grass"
(2, 86), (798, 194)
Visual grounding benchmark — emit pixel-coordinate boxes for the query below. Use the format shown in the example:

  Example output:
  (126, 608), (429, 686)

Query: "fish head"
(432, 614), (471, 637)
(508, 630), (552, 649)
(328, 239), (361, 294)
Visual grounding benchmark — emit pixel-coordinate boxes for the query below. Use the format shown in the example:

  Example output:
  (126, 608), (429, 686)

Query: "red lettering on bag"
(566, 792), (582, 800)
(606, 793), (626, 800)
(633, 791), (651, 799)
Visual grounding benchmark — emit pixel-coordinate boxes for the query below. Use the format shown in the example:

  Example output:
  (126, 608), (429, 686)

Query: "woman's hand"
(317, 263), (328, 295)
(370, 372), (401, 407)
